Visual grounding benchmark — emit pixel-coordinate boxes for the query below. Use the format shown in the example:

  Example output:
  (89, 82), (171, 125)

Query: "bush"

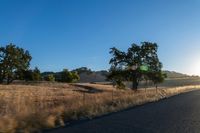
(44, 74), (55, 82)
(22, 67), (41, 81)
(32, 67), (41, 81)
(115, 80), (126, 90)
(60, 69), (80, 83)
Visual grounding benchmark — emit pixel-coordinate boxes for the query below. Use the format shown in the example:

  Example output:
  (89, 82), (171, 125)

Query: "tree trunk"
(132, 78), (138, 90)
(0, 73), (3, 84)
(0, 79), (3, 84)
(6, 76), (13, 85)
(0, 72), (2, 83)
(0, 70), (5, 84)
(7, 77), (10, 85)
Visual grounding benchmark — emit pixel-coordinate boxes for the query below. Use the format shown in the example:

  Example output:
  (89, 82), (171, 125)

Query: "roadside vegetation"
(0, 44), (80, 84)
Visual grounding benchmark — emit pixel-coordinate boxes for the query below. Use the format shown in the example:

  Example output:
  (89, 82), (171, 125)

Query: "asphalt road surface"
(46, 90), (200, 133)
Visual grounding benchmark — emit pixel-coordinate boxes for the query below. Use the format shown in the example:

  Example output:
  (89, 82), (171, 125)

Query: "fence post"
(156, 85), (158, 96)
(112, 89), (114, 102)
(83, 91), (86, 105)
(145, 80), (147, 98)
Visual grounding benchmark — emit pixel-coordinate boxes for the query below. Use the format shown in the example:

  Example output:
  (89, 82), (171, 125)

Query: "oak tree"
(108, 42), (165, 90)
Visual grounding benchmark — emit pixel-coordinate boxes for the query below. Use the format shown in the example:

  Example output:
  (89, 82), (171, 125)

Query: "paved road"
(46, 90), (200, 133)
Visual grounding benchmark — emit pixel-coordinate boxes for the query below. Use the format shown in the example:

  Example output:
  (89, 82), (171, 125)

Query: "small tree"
(60, 69), (80, 83)
(71, 71), (80, 82)
(72, 67), (92, 74)
(108, 42), (164, 90)
(19, 67), (41, 81)
(23, 70), (34, 81)
(32, 67), (41, 81)
(44, 74), (55, 82)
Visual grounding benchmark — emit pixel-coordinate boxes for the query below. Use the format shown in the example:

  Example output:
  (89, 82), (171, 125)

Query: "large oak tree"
(108, 42), (165, 90)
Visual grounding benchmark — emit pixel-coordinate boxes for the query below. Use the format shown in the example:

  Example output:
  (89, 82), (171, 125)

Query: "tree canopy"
(21, 67), (41, 81)
(0, 44), (32, 84)
(62, 69), (80, 83)
(72, 67), (93, 74)
(108, 42), (165, 90)
(44, 74), (55, 82)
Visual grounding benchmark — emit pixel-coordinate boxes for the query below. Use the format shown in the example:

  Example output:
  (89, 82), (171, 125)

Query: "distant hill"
(163, 70), (190, 79)
(42, 69), (197, 83)
(78, 70), (197, 83)
(78, 71), (108, 83)
(41, 68), (109, 83)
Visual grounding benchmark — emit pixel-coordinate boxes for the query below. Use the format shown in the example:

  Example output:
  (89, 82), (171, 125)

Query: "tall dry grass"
(0, 83), (199, 133)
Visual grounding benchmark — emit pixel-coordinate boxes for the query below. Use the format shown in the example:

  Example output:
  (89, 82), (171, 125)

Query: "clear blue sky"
(1, 0), (200, 75)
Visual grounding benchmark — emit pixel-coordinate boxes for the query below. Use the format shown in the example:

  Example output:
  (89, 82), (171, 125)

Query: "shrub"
(59, 69), (80, 83)
(44, 74), (55, 82)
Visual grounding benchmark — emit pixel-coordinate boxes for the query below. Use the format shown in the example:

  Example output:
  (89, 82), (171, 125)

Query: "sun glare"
(191, 61), (200, 76)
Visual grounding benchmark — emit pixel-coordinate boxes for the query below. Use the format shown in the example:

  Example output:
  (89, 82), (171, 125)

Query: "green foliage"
(23, 70), (34, 81)
(32, 67), (41, 81)
(72, 67), (92, 74)
(44, 74), (55, 82)
(71, 72), (80, 82)
(0, 44), (32, 84)
(41, 70), (80, 83)
(115, 80), (126, 90)
(60, 69), (80, 83)
(148, 71), (167, 85)
(21, 67), (41, 81)
(108, 42), (164, 90)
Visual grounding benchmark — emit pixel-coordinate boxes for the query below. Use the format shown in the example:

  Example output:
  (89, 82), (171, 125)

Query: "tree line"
(0, 42), (166, 90)
(0, 44), (80, 84)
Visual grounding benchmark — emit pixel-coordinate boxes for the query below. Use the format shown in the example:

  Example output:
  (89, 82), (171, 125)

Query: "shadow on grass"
(72, 84), (104, 94)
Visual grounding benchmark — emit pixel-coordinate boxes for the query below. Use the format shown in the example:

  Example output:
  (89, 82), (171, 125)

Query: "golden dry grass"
(0, 83), (199, 133)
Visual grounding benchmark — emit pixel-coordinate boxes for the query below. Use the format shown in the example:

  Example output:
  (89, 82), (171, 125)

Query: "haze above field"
(1, 0), (200, 75)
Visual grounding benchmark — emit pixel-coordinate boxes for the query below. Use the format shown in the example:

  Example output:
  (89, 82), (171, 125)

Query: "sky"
(1, 0), (200, 75)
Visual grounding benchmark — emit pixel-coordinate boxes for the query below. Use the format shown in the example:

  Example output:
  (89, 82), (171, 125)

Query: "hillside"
(78, 71), (108, 83)
(163, 70), (190, 79)
(42, 69), (198, 83)
(78, 70), (195, 83)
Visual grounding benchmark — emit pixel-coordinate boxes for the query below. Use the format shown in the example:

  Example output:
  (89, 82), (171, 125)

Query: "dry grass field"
(0, 82), (200, 133)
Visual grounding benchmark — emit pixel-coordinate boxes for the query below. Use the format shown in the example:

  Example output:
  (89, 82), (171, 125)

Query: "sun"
(191, 61), (200, 76)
